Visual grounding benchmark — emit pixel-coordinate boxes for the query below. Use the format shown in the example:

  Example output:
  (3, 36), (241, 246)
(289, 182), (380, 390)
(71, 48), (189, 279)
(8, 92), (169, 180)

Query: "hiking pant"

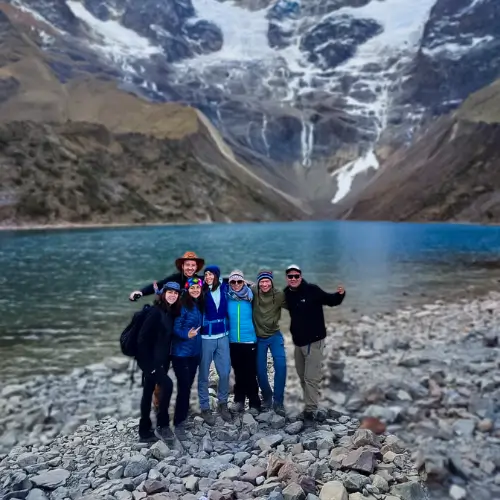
(171, 355), (199, 426)
(198, 335), (231, 410)
(140, 368), (173, 434)
(294, 339), (325, 412)
(230, 342), (261, 409)
(256, 332), (287, 405)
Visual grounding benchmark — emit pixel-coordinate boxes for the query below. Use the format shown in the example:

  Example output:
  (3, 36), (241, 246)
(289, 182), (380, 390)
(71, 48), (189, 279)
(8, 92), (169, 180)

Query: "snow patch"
(66, 0), (161, 63)
(422, 35), (493, 59)
(331, 150), (379, 204)
(300, 119), (314, 168)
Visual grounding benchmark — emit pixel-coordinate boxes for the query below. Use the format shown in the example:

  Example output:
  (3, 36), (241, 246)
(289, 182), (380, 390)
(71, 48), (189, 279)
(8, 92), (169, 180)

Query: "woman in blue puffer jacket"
(172, 276), (203, 438)
(226, 269), (261, 415)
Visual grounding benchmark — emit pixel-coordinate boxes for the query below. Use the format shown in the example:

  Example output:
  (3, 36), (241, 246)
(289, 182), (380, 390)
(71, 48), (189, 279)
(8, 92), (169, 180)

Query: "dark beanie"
(204, 265), (221, 278)
(257, 270), (274, 283)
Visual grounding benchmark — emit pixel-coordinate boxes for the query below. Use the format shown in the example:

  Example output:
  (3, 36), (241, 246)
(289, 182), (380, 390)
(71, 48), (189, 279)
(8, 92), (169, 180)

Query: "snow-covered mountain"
(4, 0), (500, 206)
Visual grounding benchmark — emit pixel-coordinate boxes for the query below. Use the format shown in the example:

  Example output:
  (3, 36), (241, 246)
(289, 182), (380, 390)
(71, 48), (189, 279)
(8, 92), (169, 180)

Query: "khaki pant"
(294, 339), (325, 412)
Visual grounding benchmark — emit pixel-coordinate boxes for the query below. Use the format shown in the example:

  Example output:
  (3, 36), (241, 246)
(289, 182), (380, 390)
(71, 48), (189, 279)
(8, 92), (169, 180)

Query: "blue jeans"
(256, 332), (287, 405)
(198, 335), (231, 410)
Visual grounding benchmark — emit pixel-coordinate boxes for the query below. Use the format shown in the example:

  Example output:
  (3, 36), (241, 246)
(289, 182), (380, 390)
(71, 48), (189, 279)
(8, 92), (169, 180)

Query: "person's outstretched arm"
(129, 272), (179, 300)
(314, 284), (346, 307)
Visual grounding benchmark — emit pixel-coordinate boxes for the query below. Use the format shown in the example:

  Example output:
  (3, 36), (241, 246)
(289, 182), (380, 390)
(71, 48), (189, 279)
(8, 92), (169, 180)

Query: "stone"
(1, 384), (26, 398)
(220, 468), (241, 480)
(449, 485), (467, 500)
(286, 422), (303, 435)
(256, 434), (283, 450)
(242, 413), (259, 434)
(282, 482), (305, 500)
(124, 455), (150, 478)
(252, 482), (281, 496)
(270, 414), (286, 429)
(151, 441), (170, 460)
(277, 461), (301, 483)
(343, 473), (369, 493)
(183, 475), (199, 491)
(144, 479), (167, 494)
(371, 474), (389, 492)
(390, 482), (427, 500)
(31, 469), (70, 489)
(26, 490), (49, 500)
(319, 481), (348, 500)
(17, 452), (39, 468)
(242, 465), (267, 485)
(351, 429), (379, 449)
(342, 449), (375, 474)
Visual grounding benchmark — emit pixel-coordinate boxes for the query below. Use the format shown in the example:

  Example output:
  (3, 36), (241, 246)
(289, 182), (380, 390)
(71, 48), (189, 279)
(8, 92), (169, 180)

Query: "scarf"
(227, 284), (253, 302)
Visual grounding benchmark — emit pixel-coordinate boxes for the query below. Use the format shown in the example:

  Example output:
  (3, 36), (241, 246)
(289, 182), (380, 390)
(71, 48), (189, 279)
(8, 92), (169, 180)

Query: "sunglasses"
(229, 280), (244, 285)
(287, 274), (301, 280)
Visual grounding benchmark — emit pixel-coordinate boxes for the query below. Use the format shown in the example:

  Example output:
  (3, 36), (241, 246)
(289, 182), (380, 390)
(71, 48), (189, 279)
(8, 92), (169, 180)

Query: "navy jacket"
(284, 280), (345, 347)
(172, 302), (203, 357)
(136, 305), (174, 375)
(140, 271), (200, 297)
(203, 283), (229, 336)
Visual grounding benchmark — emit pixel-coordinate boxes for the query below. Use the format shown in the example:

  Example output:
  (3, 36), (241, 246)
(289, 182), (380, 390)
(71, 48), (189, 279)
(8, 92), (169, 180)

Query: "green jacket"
(251, 285), (287, 339)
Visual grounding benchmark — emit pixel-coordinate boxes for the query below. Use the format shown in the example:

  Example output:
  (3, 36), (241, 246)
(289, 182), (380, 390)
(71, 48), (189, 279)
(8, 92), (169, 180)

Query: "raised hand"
(188, 326), (201, 338)
(129, 290), (143, 301)
(337, 285), (345, 295)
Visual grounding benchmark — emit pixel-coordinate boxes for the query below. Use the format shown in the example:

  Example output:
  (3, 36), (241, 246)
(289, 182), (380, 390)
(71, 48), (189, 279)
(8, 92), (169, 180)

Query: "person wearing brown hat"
(129, 251), (205, 302)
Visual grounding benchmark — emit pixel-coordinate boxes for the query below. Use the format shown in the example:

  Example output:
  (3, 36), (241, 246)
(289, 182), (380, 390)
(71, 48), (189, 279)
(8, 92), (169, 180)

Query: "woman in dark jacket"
(136, 281), (181, 443)
(172, 277), (203, 438)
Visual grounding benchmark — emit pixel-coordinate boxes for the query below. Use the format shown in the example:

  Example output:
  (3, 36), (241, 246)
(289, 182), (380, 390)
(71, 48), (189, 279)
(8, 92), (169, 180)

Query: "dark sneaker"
(138, 429), (158, 444)
(230, 401), (244, 413)
(201, 409), (215, 426)
(155, 426), (175, 444)
(262, 398), (273, 412)
(315, 409), (327, 422)
(218, 403), (232, 423)
(273, 403), (286, 417)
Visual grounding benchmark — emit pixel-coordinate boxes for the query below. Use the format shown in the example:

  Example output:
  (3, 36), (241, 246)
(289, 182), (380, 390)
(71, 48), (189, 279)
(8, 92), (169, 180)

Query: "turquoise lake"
(1, 220), (499, 382)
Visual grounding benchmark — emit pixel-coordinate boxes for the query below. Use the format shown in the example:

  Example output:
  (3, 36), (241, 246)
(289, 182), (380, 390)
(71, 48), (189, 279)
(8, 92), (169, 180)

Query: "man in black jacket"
(129, 251), (205, 301)
(283, 264), (345, 422)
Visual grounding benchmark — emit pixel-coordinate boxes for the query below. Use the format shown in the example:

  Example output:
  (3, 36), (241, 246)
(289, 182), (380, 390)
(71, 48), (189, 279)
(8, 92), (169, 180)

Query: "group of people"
(128, 251), (345, 443)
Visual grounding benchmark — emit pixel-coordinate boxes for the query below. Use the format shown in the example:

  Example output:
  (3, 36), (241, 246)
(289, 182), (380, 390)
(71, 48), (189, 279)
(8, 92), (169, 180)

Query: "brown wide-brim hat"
(175, 251), (205, 273)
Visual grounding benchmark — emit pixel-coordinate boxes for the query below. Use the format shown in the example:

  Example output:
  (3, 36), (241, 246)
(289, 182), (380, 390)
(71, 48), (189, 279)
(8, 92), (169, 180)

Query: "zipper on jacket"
(237, 302), (240, 342)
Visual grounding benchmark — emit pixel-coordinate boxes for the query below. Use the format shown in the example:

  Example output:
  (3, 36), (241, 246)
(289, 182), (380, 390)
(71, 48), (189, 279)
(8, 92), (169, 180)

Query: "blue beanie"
(257, 270), (274, 283)
(204, 265), (221, 278)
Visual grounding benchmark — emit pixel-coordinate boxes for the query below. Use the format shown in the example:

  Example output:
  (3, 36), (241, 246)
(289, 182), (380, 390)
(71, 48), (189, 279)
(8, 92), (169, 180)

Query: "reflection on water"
(1, 220), (500, 382)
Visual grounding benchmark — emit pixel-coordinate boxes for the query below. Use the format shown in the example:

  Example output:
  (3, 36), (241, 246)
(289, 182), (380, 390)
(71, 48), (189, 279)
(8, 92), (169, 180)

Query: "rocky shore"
(0, 411), (425, 500)
(1, 291), (499, 500)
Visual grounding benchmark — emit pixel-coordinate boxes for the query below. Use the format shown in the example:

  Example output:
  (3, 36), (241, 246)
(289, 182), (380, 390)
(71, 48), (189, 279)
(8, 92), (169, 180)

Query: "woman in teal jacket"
(226, 269), (261, 414)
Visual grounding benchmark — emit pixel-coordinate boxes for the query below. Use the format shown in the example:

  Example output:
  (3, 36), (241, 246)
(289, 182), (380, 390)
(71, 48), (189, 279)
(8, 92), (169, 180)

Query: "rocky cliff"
(2, 0), (499, 209)
(0, 5), (306, 227)
(331, 78), (500, 223)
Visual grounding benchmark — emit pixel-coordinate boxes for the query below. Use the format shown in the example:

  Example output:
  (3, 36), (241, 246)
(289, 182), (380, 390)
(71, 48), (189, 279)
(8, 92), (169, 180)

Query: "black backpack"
(120, 304), (152, 357)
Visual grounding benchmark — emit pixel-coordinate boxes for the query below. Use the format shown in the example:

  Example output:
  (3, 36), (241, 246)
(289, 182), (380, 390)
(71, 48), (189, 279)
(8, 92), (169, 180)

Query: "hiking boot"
(273, 403), (286, 417)
(174, 423), (188, 440)
(315, 409), (327, 422)
(261, 398), (273, 412)
(155, 426), (175, 444)
(230, 402), (244, 413)
(248, 406), (260, 417)
(299, 410), (315, 422)
(201, 409), (215, 426)
(138, 429), (158, 444)
(218, 403), (232, 422)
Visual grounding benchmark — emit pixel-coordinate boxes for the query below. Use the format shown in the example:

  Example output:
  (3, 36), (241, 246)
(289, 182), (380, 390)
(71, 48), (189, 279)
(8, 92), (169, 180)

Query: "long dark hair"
(182, 287), (205, 313)
(154, 292), (181, 317)
(202, 273), (220, 293)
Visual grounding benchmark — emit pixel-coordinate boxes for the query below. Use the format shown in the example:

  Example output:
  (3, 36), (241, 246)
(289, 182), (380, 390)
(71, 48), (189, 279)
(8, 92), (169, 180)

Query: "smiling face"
(182, 260), (197, 277)
(189, 284), (202, 298)
(230, 279), (244, 292)
(164, 290), (179, 304)
(204, 271), (214, 286)
(286, 270), (302, 289)
(259, 278), (273, 293)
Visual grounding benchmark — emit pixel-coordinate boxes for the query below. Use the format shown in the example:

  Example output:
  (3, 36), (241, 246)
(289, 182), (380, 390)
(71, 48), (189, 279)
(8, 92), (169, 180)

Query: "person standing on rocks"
(128, 251), (205, 301)
(136, 281), (181, 444)
(198, 265), (232, 425)
(251, 270), (288, 416)
(226, 270), (261, 415)
(172, 277), (204, 438)
(283, 264), (345, 422)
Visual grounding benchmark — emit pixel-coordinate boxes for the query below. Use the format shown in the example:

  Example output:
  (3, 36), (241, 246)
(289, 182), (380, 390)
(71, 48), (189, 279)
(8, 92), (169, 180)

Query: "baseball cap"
(285, 264), (301, 274)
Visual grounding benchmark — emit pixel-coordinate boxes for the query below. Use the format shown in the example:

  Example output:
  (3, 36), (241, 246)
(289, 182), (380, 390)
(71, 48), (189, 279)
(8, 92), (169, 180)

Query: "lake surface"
(1, 220), (500, 383)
